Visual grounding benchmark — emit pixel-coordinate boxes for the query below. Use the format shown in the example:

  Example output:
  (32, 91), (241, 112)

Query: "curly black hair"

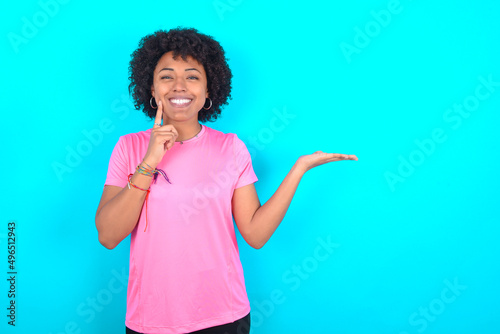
(128, 27), (232, 122)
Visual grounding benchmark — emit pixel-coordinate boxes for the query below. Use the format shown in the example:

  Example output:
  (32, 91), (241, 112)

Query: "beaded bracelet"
(127, 175), (150, 192)
(127, 165), (172, 233)
(142, 161), (154, 170)
(136, 163), (172, 184)
(136, 162), (155, 177)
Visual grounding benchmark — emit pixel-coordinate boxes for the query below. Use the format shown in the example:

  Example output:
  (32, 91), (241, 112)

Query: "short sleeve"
(104, 136), (130, 188)
(233, 135), (258, 189)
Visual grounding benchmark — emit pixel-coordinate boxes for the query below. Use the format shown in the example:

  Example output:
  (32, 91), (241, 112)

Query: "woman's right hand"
(143, 100), (178, 167)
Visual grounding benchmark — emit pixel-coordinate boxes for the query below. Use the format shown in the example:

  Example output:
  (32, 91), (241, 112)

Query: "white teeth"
(170, 99), (192, 105)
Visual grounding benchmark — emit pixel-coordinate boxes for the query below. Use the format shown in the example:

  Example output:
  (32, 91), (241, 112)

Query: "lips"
(169, 98), (193, 108)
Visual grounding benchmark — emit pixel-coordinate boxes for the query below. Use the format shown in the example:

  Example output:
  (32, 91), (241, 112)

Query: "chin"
(171, 113), (199, 122)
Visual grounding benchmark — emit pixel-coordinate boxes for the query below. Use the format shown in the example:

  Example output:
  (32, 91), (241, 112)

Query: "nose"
(172, 77), (187, 92)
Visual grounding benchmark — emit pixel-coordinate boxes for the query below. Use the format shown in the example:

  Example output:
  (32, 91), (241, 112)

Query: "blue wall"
(2, 0), (499, 333)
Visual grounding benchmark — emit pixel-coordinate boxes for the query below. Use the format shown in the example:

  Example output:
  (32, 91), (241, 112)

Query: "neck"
(168, 121), (202, 142)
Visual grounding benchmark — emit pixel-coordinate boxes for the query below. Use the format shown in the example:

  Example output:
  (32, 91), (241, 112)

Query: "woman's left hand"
(295, 151), (358, 173)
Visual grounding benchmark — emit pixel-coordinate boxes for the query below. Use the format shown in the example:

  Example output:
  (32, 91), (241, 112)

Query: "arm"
(95, 102), (178, 249)
(95, 176), (153, 249)
(232, 151), (357, 249)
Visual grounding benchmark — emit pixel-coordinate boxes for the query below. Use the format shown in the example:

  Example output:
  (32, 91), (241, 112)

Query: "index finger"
(153, 100), (162, 128)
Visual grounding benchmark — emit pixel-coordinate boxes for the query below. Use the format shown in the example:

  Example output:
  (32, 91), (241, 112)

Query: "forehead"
(155, 51), (204, 71)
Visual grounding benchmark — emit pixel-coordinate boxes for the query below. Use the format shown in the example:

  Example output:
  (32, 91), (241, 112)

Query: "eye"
(160, 75), (172, 80)
(187, 75), (199, 80)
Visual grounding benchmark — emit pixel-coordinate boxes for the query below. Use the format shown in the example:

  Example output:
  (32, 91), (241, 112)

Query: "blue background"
(2, 0), (499, 333)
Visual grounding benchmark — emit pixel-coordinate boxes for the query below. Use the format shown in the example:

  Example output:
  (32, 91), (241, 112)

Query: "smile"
(169, 98), (193, 107)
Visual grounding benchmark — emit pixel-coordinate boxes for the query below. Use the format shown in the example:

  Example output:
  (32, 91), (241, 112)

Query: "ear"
(151, 84), (155, 97)
(206, 90), (209, 98)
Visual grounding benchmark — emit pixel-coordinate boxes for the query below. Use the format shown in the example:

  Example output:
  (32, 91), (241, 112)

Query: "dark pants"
(126, 312), (251, 334)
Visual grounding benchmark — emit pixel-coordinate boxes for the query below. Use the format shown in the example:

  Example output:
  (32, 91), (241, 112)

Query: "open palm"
(296, 151), (358, 172)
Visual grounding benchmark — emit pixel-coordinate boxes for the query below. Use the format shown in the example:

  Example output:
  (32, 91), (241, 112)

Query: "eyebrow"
(159, 67), (201, 73)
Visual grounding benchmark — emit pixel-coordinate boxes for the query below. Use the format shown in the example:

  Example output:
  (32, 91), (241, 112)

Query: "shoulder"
(204, 125), (245, 144)
(116, 129), (152, 147)
(203, 125), (239, 145)
(203, 126), (251, 158)
(120, 128), (152, 142)
(204, 125), (233, 139)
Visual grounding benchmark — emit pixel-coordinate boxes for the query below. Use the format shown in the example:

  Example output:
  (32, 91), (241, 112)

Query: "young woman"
(95, 27), (357, 334)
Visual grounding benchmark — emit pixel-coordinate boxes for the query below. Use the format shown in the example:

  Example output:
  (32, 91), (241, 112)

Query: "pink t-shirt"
(104, 125), (258, 333)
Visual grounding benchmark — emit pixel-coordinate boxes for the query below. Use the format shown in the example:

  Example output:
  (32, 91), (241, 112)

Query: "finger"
(339, 154), (357, 160)
(154, 129), (177, 151)
(324, 153), (357, 161)
(153, 133), (175, 151)
(333, 153), (358, 161)
(166, 140), (174, 151)
(153, 100), (162, 128)
(167, 125), (178, 138)
(166, 135), (176, 150)
(156, 125), (178, 143)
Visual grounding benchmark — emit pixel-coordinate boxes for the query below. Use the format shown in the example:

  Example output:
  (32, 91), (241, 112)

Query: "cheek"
(152, 82), (165, 96)
(194, 82), (208, 98)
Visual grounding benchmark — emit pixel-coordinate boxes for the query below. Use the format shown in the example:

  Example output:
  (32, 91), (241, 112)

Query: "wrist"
(291, 161), (307, 177)
(141, 156), (159, 169)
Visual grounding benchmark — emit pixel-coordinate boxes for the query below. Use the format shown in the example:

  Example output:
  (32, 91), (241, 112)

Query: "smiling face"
(151, 51), (209, 125)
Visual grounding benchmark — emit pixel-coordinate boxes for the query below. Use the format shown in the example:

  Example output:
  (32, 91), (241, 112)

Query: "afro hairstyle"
(128, 27), (232, 122)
